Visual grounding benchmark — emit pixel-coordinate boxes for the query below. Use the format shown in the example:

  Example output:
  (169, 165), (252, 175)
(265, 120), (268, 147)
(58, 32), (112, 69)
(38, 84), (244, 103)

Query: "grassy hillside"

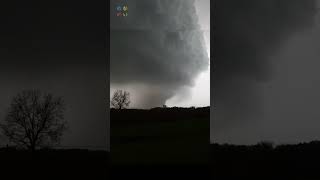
(111, 107), (210, 165)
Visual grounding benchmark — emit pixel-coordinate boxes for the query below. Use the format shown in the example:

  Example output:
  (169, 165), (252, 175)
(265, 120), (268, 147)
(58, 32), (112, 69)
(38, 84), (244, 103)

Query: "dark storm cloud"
(110, 0), (209, 107)
(212, 0), (318, 143)
(0, 1), (108, 149)
(213, 0), (317, 81)
(0, 1), (105, 68)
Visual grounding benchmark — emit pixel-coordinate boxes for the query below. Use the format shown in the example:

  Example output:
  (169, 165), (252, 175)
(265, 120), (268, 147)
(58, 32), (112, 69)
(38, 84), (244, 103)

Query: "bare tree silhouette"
(111, 90), (131, 109)
(0, 90), (68, 152)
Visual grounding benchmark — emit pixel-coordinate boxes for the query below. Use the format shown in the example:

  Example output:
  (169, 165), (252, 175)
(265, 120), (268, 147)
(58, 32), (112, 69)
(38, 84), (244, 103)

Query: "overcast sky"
(0, 2), (108, 150)
(212, 0), (320, 145)
(167, 0), (210, 107)
(110, 0), (210, 109)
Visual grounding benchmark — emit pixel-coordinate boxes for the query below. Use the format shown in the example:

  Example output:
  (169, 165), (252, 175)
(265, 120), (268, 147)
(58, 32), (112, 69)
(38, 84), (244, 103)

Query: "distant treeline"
(110, 106), (210, 111)
(111, 106), (209, 123)
(0, 146), (108, 153)
(212, 141), (320, 179)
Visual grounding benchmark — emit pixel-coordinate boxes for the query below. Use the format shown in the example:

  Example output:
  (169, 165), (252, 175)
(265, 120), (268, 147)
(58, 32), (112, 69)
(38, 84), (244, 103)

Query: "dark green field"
(111, 107), (210, 165)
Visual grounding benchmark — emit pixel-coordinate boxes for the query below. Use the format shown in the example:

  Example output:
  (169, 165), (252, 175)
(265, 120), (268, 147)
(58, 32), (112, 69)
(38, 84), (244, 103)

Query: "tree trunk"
(30, 142), (36, 153)
(31, 146), (35, 152)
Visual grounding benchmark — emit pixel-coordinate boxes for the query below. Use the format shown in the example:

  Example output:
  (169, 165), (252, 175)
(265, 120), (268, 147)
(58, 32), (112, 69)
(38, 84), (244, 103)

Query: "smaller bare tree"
(111, 90), (130, 109)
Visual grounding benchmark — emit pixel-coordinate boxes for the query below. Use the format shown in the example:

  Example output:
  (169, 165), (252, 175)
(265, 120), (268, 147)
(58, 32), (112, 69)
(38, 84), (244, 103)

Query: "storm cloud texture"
(110, 0), (209, 108)
(212, 0), (320, 144)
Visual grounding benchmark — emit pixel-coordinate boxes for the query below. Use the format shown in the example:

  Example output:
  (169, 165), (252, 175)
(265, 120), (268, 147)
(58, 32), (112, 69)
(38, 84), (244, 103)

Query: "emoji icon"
(116, 12), (122, 17)
(116, 5), (122, 11)
(123, 5), (128, 11)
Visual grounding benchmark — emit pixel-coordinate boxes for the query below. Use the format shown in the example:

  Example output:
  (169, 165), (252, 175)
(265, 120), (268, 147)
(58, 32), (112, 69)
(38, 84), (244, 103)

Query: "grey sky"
(0, 2), (108, 150)
(110, 0), (210, 108)
(167, 0), (210, 107)
(212, 0), (319, 144)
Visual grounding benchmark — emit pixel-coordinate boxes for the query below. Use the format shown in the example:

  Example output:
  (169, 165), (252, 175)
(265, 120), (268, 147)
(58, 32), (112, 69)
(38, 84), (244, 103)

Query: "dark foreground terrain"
(111, 107), (210, 177)
(0, 148), (109, 179)
(212, 141), (320, 179)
